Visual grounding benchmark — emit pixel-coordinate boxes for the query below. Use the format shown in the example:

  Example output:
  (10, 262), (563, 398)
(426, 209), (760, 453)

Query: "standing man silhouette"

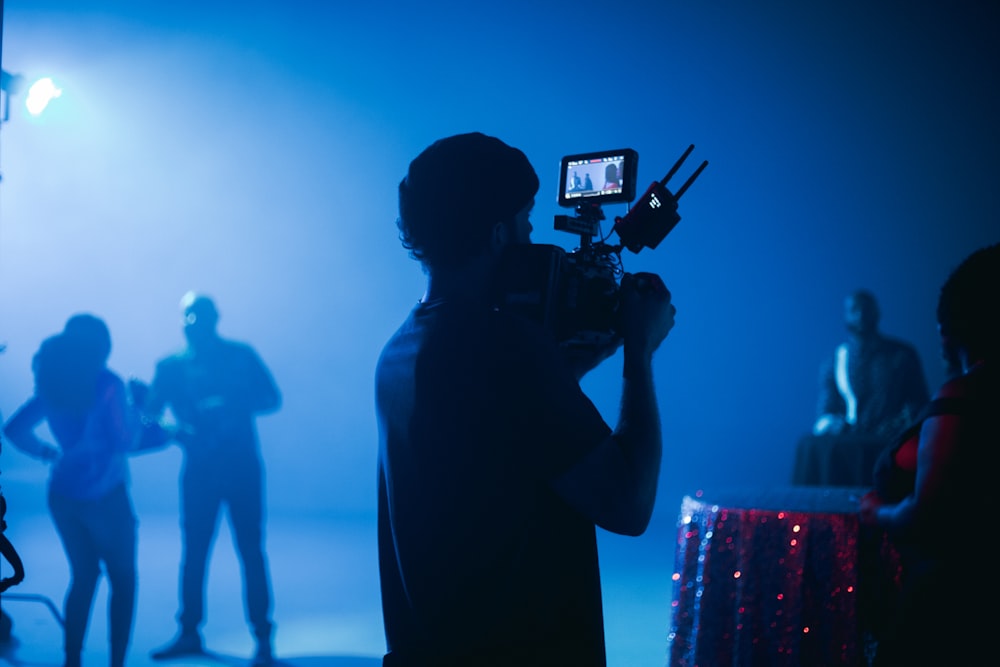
(140, 292), (281, 666)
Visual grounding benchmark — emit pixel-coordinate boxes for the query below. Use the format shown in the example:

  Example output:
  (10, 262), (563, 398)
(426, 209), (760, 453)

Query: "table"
(791, 434), (889, 487)
(667, 487), (900, 667)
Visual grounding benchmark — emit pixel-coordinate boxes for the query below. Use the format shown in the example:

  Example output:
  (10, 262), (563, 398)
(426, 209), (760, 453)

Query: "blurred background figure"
(859, 242), (1000, 666)
(813, 289), (929, 439)
(792, 289), (930, 486)
(134, 292), (281, 667)
(2, 314), (152, 667)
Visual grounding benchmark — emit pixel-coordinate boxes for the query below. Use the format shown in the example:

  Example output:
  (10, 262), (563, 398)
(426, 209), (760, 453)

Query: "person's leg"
(152, 463), (222, 659)
(178, 463), (223, 636)
(226, 457), (273, 663)
(87, 486), (137, 667)
(49, 491), (100, 667)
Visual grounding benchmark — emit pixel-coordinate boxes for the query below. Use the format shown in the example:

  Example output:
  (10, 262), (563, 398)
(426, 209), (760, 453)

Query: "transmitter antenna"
(660, 144), (709, 200)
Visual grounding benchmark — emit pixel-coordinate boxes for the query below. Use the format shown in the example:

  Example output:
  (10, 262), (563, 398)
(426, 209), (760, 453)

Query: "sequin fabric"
(667, 487), (899, 667)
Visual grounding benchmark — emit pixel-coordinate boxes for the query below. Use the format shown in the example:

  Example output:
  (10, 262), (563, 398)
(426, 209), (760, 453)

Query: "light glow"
(25, 77), (62, 116)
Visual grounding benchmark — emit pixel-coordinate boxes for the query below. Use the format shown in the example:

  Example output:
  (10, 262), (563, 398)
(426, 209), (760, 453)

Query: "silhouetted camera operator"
(375, 132), (677, 666)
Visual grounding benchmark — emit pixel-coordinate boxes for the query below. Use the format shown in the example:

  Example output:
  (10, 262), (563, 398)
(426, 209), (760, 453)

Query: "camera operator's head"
(397, 132), (539, 273)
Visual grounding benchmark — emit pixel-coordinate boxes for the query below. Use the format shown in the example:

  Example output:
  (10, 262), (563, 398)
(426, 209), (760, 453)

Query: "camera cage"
(556, 144), (707, 253)
(494, 144), (707, 347)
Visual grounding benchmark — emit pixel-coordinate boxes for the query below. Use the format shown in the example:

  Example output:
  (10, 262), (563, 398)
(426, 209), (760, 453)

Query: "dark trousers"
(177, 454), (273, 641)
(48, 484), (137, 667)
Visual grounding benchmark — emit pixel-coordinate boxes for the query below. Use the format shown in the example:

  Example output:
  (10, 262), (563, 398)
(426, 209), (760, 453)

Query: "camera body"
(494, 146), (706, 348)
(493, 239), (623, 347)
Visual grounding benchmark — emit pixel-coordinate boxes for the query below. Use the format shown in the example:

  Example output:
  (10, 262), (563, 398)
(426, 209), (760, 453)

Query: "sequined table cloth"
(667, 486), (898, 667)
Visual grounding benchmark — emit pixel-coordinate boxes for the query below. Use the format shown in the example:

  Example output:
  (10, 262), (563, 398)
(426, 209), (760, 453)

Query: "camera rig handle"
(613, 144), (708, 254)
(554, 201), (606, 244)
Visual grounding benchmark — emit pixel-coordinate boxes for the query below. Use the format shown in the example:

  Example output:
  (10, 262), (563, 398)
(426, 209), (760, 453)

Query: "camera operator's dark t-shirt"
(376, 298), (613, 666)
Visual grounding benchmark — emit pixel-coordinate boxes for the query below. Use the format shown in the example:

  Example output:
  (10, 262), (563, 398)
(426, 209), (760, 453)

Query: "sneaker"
(150, 632), (204, 660)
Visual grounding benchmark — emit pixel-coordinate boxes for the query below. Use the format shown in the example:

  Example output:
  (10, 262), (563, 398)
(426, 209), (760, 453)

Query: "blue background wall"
(2, 0), (998, 522)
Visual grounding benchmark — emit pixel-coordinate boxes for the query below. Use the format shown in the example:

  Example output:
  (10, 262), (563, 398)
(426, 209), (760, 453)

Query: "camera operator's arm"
(552, 272), (675, 536)
(561, 338), (623, 382)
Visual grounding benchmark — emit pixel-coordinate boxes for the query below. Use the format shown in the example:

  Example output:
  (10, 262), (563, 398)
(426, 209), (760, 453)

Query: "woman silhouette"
(3, 314), (161, 667)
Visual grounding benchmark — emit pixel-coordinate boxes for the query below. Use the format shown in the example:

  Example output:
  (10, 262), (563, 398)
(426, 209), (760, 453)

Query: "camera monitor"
(557, 148), (638, 208)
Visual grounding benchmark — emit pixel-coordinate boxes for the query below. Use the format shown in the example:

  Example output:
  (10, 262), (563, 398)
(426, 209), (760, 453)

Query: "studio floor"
(0, 487), (679, 667)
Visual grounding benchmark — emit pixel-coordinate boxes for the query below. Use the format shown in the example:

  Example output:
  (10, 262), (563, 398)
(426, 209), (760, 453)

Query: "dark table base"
(792, 434), (890, 488)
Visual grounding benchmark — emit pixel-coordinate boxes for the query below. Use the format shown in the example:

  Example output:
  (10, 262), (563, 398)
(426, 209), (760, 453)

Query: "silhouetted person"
(793, 289), (930, 486)
(376, 132), (676, 666)
(139, 292), (280, 666)
(0, 495), (26, 644)
(583, 173), (593, 191)
(859, 243), (1000, 665)
(3, 314), (154, 667)
(601, 162), (620, 190)
(813, 289), (929, 439)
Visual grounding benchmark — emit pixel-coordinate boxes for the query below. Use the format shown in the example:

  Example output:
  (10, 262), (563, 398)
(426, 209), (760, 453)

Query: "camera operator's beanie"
(399, 132), (539, 267)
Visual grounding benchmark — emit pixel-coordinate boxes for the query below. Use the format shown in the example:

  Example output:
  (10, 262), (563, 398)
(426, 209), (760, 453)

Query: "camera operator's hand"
(617, 272), (675, 359)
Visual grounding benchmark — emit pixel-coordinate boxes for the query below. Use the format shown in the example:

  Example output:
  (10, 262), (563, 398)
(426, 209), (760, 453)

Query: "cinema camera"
(494, 145), (707, 348)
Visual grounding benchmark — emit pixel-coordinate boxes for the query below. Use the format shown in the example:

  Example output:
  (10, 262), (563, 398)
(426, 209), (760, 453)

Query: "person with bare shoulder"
(859, 242), (1000, 666)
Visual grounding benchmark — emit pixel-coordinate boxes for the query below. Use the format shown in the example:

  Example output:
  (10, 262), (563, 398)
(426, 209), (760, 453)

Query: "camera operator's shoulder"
(489, 307), (566, 370)
(490, 305), (558, 346)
